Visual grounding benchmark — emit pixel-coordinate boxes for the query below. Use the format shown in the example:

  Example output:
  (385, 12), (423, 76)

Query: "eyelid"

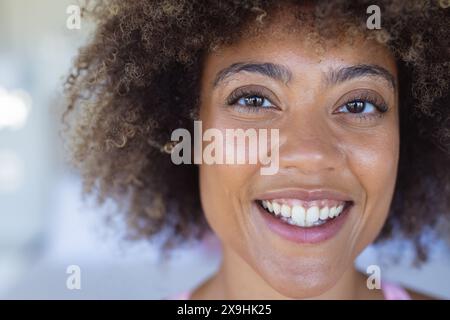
(332, 89), (389, 114)
(226, 85), (281, 109)
(336, 101), (376, 114)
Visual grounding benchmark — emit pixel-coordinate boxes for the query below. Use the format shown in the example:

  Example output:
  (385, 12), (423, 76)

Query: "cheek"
(350, 137), (398, 193)
(344, 128), (399, 248)
(198, 127), (262, 245)
(198, 104), (263, 246)
(199, 162), (259, 253)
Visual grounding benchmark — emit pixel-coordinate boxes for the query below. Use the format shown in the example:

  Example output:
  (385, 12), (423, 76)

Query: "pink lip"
(254, 192), (353, 244)
(255, 189), (353, 202)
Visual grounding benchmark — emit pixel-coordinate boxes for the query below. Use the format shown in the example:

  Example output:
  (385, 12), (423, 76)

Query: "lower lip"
(255, 202), (351, 244)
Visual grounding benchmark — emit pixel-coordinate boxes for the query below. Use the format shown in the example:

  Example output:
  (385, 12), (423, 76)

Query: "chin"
(245, 240), (350, 299)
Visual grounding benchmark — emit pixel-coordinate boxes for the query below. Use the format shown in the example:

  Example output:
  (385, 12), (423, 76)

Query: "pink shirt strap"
(381, 281), (412, 300)
(167, 291), (191, 300)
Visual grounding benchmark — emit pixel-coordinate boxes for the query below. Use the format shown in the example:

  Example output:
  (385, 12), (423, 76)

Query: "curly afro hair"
(63, 0), (450, 261)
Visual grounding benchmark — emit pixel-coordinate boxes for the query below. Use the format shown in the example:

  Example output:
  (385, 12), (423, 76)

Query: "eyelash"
(335, 92), (389, 120)
(226, 88), (276, 113)
(226, 89), (389, 120)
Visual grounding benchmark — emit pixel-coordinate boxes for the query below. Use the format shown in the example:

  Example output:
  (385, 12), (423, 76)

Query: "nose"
(278, 119), (345, 175)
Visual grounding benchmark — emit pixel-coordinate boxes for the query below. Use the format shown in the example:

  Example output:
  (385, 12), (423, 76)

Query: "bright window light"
(0, 87), (32, 131)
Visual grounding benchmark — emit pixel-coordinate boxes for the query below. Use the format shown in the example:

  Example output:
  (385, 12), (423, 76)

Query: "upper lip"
(254, 188), (354, 203)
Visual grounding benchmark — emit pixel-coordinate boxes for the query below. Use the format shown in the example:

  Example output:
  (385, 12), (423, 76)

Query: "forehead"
(201, 22), (397, 87)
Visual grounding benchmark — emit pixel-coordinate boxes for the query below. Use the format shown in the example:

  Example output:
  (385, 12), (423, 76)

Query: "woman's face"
(198, 21), (399, 298)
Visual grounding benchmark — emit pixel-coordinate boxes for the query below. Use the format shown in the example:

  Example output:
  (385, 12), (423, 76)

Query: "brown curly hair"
(63, 0), (450, 261)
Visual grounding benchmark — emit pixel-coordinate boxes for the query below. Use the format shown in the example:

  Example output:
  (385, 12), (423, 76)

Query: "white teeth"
(329, 206), (337, 218)
(280, 204), (291, 218)
(306, 206), (320, 226)
(291, 205), (306, 227)
(272, 202), (281, 215)
(336, 204), (344, 216)
(260, 200), (348, 227)
(319, 207), (329, 220)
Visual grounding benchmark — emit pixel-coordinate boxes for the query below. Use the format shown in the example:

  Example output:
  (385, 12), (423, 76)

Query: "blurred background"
(0, 0), (449, 299)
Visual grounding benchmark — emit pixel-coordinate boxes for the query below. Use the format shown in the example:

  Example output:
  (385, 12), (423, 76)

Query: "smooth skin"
(193, 14), (404, 299)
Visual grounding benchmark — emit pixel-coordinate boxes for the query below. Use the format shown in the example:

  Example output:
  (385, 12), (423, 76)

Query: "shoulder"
(405, 288), (437, 300)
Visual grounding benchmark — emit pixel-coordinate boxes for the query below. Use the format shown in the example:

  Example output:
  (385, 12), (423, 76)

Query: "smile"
(254, 189), (354, 243)
(258, 199), (348, 227)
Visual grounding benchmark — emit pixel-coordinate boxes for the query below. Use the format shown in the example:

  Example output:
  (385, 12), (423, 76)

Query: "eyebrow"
(326, 64), (396, 89)
(212, 62), (396, 90)
(213, 62), (292, 87)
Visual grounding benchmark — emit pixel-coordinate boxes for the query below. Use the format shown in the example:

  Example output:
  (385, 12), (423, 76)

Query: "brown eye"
(226, 86), (279, 111)
(333, 90), (389, 121)
(346, 101), (365, 113)
(337, 100), (377, 114)
(235, 95), (273, 108)
(244, 96), (265, 107)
